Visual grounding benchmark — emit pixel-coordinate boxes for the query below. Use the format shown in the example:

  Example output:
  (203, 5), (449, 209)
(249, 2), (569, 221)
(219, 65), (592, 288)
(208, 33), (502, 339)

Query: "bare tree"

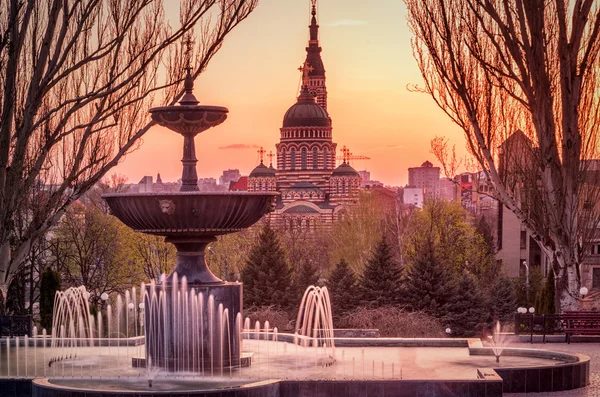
(0, 0), (258, 303)
(133, 233), (176, 282)
(405, 0), (600, 310)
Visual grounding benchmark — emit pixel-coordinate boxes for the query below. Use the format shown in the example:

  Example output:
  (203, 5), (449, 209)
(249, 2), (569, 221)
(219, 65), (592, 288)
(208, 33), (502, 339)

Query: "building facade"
(408, 160), (440, 197)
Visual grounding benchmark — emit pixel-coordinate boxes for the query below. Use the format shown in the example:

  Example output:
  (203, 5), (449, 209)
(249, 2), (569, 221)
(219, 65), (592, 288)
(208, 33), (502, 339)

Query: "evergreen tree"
(487, 275), (517, 323)
(40, 267), (61, 331)
(293, 258), (320, 305)
(403, 240), (457, 318)
(241, 223), (292, 308)
(328, 258), (360, 316)
(447, 271), (488, 336)
(541, 270), (556, 314)
(360, 238), (404, 306)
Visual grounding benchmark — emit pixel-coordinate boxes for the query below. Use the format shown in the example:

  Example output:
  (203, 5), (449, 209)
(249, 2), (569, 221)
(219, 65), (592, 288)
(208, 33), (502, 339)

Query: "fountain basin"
(102, 192), (277, 237)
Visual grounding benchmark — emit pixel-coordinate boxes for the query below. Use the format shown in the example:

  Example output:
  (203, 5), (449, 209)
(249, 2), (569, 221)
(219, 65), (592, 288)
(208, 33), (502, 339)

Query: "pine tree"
(403, 241), (457, 318)
(293, 258), (320, 305)
(446, 271), (488, 336)
(360, 238), (404, 306)
(40, 267), (61, 331)
(328, 258), (360, 316)
(487, 274), (517, 323)
(241, 223), (292, 308)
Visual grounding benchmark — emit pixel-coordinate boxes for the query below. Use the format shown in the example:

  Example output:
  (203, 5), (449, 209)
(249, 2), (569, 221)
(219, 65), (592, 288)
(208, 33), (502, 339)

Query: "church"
(247, 0), (361, 230)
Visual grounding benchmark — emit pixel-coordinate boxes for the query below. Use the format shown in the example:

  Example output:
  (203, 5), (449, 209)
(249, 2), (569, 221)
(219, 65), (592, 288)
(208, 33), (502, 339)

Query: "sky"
(115, 0), (466, 187)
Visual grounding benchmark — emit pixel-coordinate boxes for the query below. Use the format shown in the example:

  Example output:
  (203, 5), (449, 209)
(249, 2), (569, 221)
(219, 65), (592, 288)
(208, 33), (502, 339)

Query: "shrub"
(244, 306), (294, 333)
(337, 306), (445, 337)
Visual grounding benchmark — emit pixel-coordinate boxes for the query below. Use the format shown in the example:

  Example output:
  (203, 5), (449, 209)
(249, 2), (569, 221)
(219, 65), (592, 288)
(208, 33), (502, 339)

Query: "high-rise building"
(247, 0), (361, 230)
(408, 160), (440, 197)
(219, 169), (241, 187)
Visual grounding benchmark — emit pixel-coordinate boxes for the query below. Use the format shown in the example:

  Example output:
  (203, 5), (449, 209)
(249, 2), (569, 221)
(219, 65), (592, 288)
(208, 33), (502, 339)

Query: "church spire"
(303, 0), (328, 110)
(309, 0), (319, 44)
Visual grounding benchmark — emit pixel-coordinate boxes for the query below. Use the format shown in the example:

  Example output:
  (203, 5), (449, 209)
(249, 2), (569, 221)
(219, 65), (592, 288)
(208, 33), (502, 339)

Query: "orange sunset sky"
(116, 0), (466, 187)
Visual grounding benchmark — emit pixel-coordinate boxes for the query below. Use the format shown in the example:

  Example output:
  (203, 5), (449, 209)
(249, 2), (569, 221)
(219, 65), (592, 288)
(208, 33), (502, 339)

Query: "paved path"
(507, 342), (600, 396)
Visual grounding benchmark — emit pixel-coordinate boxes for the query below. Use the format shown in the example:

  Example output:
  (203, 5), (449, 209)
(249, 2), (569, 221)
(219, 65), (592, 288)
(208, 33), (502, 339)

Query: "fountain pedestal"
(144, 282), (242, 371)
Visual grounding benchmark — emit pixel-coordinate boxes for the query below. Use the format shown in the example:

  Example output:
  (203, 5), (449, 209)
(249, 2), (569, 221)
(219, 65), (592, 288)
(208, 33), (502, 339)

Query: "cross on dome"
(341, 145), (350, 163)
(267, 151), (275, 167)
(257, 146), (266, 164)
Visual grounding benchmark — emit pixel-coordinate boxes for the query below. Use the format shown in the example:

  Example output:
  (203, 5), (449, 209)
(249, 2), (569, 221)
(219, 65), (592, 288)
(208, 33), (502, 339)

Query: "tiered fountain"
(103, 70), (277, 371)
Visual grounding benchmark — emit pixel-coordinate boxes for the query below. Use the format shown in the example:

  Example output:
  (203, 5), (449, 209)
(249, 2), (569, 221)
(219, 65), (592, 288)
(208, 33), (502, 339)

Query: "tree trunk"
(555, 256), (580, 312)
(0, 283), (7, 314)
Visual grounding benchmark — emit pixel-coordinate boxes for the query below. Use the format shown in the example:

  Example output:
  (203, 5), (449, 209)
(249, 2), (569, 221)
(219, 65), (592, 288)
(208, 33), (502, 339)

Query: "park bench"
(561, 311), (600, 343)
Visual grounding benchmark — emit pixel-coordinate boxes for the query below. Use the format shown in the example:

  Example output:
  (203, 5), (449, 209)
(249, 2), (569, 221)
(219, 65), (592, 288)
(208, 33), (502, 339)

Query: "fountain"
(0, 73), (593, 397)
(296, 286), (335, 364)
(103, 70), (277, 371)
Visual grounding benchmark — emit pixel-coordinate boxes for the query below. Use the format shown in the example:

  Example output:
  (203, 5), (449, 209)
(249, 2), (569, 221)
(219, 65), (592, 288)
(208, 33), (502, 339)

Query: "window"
(281, 149), (286, 170)
(520, 231), (527, 249)
(290, 148), (296, 169)
(593, 268), (600, 289)
(301, 148), (308, 170)
(323, 148), (328, 169)
(312, 147), (318, 169)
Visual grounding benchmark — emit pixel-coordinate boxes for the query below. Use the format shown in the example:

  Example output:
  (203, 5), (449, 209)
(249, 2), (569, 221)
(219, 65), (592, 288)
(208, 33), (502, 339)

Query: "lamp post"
(580, 287), (588, 310)
(138, 303), (145, 335)
(522, 260), (530, 304)
(100, 292), (109, 338)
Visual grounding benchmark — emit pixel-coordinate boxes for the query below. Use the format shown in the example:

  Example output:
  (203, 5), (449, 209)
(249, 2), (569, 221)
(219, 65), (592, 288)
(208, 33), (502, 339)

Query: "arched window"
(312, 147), (318, 169)
(342, 180), (347, 194)
(281, 149), (286, 170)
(323, 148), (328, 169)
(291, 148), (296, 169)
(301, 148), (308, 170)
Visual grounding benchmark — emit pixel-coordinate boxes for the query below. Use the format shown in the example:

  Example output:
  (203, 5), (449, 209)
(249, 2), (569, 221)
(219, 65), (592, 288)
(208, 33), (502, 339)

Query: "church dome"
(283, 87), (330, 128)
(331, 162), (359, 177)
(249, 162), (276, 178)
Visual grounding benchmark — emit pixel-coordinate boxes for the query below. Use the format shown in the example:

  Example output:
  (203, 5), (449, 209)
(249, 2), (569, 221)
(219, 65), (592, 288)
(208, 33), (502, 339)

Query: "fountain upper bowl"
(102, 191), (278, 238)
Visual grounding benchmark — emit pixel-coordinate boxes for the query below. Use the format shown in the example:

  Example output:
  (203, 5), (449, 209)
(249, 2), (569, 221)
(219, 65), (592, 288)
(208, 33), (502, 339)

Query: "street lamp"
(529, 307), (535, 314)
(580, 287), (589, 297)
(522, 260), (530, 304)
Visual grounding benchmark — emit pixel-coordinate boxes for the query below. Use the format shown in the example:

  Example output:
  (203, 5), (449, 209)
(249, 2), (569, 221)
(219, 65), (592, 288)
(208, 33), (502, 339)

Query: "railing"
(0, 316), (32, 337)
(514, 314), (563, 342)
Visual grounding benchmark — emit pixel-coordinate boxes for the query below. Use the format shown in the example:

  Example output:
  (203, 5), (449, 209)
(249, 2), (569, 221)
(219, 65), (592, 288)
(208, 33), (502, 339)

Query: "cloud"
(218, 144), (261, 150)
(327, 19), (368, 27)
(362, 144), (405, 152)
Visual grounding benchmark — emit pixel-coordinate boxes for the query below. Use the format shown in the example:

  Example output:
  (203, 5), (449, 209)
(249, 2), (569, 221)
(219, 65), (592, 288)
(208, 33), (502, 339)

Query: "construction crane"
(336, 145), (370, 166)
